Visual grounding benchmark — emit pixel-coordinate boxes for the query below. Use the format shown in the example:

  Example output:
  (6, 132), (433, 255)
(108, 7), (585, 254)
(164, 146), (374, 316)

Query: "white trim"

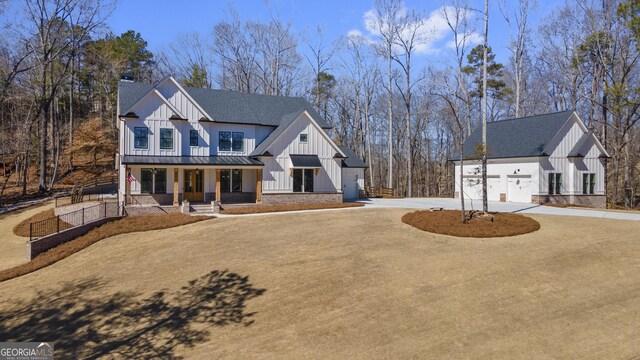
(261, 110), (346, 157)
(159, 76), (213, 121)
(123, 88), (186, 120)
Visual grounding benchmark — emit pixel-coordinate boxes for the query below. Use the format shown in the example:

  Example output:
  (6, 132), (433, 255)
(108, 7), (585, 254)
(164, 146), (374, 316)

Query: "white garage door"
(462, 178), (482, 200)
(462, 177), (501, 201)
(507, 176), (533, 203)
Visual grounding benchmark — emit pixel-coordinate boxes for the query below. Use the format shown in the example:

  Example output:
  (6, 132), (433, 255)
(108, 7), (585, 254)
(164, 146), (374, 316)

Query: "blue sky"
(106, 0), (558, 68)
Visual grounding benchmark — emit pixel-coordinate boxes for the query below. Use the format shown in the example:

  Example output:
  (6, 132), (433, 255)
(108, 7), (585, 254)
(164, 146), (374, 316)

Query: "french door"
(184, 169), (204, 202)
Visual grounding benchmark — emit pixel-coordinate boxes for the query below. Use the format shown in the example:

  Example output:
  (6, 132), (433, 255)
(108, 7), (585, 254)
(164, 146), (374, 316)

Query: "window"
(583, 173), (596, 195)
(293, 169), (314, 192)
(155, 169), (166, 194)
(219, 131), (244, 152)
(219, 132), (231, 151)
(160, 128), (173, 149)
(220, 169), (230, 192)
(548, 173), (562, 195)
(134, 127), (148, 149)
(141, 168), (166, 194)
(232, 169), (242, 192)
(299, 133), (308, 143)
(141, 168), (153, 194)
(220, 169), (242, 192)
(232, 132), (244, 151)
(190, 130), (198, 146)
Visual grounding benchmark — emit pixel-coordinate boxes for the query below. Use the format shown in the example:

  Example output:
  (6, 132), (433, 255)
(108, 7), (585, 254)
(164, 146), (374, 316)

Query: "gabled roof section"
(568, 131), (610, 158)
(118, 76), (330, 128)
(250, 110), (344, 158)
(461, 110), (573, 160)
(118, 82), (153, 116)
(183, 86), (330, 128)
(339, 146), (368, 168)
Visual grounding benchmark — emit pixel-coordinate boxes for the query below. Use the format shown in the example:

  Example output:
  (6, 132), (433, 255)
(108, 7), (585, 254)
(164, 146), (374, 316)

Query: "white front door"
(507, 176), (533, 203)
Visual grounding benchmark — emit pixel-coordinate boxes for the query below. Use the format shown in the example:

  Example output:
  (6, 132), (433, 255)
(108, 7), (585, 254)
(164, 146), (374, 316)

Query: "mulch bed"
(0, 214), (211, 282)
(220, 202), (364, 215)
(402, 210), (540, 238)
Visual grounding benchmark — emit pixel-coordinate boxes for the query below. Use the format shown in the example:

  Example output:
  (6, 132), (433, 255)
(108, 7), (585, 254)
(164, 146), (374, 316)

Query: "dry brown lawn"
(402, 210), (540, 237)
(0, 214), (210, 282)
(219, 201), (364, 214)
(0, 208), (639, 359)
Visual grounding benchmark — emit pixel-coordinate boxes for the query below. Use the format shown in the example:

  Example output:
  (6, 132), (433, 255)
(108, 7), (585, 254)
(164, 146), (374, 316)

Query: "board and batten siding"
(262, 113), (341, 193)
(540, 115), (605, 195)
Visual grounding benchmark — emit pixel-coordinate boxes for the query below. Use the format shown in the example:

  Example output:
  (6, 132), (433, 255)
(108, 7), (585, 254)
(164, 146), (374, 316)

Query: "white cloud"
(356, 4), (481, 55)
(347, 29), (364, 39)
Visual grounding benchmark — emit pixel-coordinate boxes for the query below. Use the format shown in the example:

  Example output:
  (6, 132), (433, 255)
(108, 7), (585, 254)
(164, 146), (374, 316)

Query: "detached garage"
(339, 146), (368, 201)
(451, 111), (609, 207)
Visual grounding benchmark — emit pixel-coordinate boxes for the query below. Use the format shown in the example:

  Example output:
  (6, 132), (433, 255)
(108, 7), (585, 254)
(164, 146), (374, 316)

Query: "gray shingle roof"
(118, 82), (153, 115)
(118, 81), (330, 128)
(339, 146), (368, 168)
(460, 110), (573, 160)
(121, 155), (263, 166)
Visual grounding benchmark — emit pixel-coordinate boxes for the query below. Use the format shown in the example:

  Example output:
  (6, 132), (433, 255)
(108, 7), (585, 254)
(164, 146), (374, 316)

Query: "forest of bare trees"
(1, 0), (639, 208)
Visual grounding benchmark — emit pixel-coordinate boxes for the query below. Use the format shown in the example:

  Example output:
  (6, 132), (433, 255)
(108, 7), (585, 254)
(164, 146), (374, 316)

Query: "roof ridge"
(183, 85), (306, 101)
(490, 110), (573, 124)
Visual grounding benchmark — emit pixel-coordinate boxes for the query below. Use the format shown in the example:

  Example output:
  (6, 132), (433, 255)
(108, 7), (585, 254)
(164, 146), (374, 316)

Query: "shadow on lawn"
(0, 270), (266, 359)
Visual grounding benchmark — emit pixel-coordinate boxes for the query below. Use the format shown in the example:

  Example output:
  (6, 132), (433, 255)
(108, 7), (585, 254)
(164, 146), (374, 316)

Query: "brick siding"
(261, 192), (342, 206)
(532, 194), (606, 208)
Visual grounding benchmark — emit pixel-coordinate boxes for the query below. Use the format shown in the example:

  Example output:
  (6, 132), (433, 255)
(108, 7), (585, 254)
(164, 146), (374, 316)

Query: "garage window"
(583, 173), (596, 194)
(548, 173), (562, 195)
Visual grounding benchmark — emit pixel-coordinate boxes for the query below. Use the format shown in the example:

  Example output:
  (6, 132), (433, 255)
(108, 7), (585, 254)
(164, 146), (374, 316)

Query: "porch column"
(215, 169), (221, 203)
(125, 166), (131, 205)
(256, 169), (262, 203)
(173, 168), (179, 206)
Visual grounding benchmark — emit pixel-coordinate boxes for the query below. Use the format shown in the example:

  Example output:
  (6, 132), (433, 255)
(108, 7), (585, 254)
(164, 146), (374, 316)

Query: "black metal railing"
(54, 193), (116, 207)
(30, 202), (122, 242)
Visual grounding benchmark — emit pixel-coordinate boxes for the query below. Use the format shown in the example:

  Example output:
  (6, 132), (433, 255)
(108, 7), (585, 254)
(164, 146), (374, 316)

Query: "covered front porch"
(121, 156), (263, 206)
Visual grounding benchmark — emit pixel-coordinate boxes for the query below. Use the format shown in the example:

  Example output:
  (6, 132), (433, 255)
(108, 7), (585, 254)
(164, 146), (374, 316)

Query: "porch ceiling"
(121, 155), (263, 166)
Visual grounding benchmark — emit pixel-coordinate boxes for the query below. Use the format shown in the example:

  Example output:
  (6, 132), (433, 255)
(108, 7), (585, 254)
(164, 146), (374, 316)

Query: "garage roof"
(459, 110), (573, 160)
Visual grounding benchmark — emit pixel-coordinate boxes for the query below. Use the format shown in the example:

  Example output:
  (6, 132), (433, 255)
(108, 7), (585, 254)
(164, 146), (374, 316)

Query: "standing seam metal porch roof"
(121, 155), (263, 166)
(289, 155), (322, 168)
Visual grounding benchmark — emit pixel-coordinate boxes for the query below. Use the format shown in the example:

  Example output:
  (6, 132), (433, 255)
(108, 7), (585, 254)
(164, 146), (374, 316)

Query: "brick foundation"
(261, 192), (342, 206)
(131, 194), (175, 206)
(531, 194), (606, 208)
(125, 206), (182, 216)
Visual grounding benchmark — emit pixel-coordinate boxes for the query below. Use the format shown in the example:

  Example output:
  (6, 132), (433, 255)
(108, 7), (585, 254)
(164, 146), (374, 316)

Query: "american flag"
(126, 172), (135, 183)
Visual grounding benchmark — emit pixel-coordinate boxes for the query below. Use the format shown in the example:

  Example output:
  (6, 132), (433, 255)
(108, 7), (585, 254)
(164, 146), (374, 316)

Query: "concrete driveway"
(360, 197), (640, 221)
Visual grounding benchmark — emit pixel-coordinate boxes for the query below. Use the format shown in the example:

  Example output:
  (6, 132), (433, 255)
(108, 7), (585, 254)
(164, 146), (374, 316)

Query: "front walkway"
(360, 197), (640, 221)
(0, 200), (54, 270)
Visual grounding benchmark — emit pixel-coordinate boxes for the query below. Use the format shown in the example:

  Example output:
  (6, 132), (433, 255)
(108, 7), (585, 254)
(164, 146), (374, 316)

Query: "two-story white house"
(117, 76), (367, 209)
(452, 111), (609, 208)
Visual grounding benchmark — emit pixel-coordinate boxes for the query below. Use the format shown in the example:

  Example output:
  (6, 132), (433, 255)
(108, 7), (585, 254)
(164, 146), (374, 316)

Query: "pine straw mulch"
(402, 210), (540, 238)
(219, 202), (364, 215)
(0, 213), (211, 283)
(13, 209), (74, 237)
